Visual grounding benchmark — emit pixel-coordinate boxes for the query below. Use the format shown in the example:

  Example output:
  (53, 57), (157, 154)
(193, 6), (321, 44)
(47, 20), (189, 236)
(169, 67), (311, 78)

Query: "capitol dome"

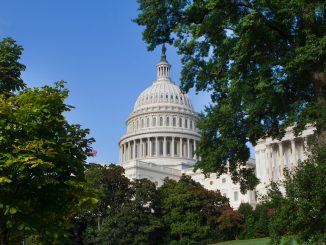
(119, 45), (200, 171)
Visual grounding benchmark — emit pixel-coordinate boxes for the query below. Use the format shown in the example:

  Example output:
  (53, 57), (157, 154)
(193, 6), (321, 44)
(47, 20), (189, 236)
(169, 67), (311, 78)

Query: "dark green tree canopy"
(135, 0), (326, 191)
(0, 38), (26, 95)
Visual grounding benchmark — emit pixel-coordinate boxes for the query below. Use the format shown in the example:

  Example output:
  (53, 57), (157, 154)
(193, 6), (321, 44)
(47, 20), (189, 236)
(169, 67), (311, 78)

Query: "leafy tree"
(268, 141), (326, 244)
(252, 203), (270, 238)
(159, 175), (229, 244)
(0, 38), (26, 96)
(0, 81), (95, 244)
(96, 179), (163, 245)
(135, 0), (326, 191)
(81, 164), (131, 244)
(238, 203), (255, 239)
(217, 209), (243, 241)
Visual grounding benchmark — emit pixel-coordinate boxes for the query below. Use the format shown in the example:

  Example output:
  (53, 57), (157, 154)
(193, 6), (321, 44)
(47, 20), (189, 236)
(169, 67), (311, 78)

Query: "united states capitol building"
(119, 46), (314, 209)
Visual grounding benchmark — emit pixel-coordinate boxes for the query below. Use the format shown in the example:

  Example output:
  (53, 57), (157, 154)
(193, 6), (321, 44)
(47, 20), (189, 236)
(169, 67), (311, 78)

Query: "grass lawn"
(213, 237), (270, 245)
(214, 237), (298, 245)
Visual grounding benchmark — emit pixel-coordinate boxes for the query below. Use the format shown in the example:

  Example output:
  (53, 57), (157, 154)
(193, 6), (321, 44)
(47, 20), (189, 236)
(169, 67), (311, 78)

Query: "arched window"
(166, 117), (170, 126)
(137, 120), (139, 129)
(179, 118), (182, 127)
(147, 118), (150, 127)
(141, 119), (144, 128)
(190, 120), (193, 129)
(160, 117), (163, 126)
(173, 117), (176, 126)
(185, 119), (188, 128)
(153, 117), (156, 127)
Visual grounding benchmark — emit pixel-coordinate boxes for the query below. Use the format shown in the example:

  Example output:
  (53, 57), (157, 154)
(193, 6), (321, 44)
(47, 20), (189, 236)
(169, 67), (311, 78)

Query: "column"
(155, 137), (159, 157)
(267, 145), (273, 180)
(148, 138), (151, 157)
(278, 142), (284, 178)
(128, 141), (131, 160)
(255, 151), (260, 179)
(140, 138), (143, 158)
(120, 145), (122, 163)
(303, 137), (308, 161)
(172, 137), (175, 157)
(180, 138), (183, 157)
(291, 140), (296, 169)
(194, 140), (197, 159)
(187, 138), (190, 158)
(133, 140), (136, 159)
(163, 137), (166, 157)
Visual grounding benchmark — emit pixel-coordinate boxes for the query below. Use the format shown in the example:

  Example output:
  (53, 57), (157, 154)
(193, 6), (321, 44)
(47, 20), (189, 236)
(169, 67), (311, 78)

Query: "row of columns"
(256, 137), (307, 182)
(120, 137), (197, 162)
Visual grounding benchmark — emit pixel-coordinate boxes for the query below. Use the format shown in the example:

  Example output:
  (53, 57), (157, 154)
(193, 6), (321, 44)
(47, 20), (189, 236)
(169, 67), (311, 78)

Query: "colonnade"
(255, 137), (307, 182)
(120, 137), (197, 162)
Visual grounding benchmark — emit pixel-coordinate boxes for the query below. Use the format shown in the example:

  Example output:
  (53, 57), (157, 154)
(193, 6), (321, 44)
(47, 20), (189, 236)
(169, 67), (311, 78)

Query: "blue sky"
(1, 1), (211, 163)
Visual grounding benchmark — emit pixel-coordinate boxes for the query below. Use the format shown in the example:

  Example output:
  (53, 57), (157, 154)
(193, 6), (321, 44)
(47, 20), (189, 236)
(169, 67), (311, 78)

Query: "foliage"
(0, 81), (95, 244)
(81, 164), (131, 244)
(0, 38), (26, 96)
(159, 175), (230, 244)
(96, 179), (163, 245)
(238, 203), (255, 239)
(217, 209), (243, 241)
(135, 0), (326, 192)
(268, 141), (326, 245)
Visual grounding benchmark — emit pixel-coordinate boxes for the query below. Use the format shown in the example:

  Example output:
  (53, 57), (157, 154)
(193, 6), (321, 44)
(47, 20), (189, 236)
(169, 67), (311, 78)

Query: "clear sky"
(1, 1), (211, 163)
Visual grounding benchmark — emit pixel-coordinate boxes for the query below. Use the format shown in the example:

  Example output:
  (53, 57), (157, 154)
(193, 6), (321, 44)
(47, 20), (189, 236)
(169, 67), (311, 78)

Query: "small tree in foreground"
(268, 141), (326, 244)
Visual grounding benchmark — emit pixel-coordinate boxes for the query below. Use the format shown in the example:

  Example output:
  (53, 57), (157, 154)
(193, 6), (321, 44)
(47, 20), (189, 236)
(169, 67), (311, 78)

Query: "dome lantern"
(156, 44), (171, 81)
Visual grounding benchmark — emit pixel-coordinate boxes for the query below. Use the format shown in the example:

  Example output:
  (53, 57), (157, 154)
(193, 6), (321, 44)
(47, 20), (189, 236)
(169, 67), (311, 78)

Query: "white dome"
(134, 80), (193, 111)
(119, 45), (200, 168)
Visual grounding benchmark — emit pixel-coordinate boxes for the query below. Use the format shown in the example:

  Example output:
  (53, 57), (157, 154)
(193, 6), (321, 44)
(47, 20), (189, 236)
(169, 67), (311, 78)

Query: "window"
(141, 119), (144, 128)
(223, 193), (227, 197)
(222, 178), (226, 183)
(166, 117), (170, 126)
(234, 191), (238, 201)
(167, 141), (171, 155)
(210, 181), (213, 185)
(179, 118), (182, 127)
(190, 120), (193, 129)
(185, 119), (188, 128)
(173, 117), (176, 126)
(136, 120), (139, 129)
(147, 118), (150, 127)
(160, 117), (163, 126)
(152, 117), (156, 127)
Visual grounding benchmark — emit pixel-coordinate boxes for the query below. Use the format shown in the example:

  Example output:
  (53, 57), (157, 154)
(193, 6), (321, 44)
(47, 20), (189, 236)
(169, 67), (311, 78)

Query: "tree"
(0, 81), (95, 244)
(96, 179), (163, 245)
(159, 175), (229, 244)
(217, 209), (243, 241)
(0, 38), (26, 96)
(238, 203), (255, 239)
(268, 141), (326, 244)
(135, 0), (326, 191)
(81, 164), (131, 244)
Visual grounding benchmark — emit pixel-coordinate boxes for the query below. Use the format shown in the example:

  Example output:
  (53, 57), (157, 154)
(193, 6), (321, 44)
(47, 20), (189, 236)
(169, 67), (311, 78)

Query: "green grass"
(213, 237), (298, 245)
(213, 237), (270, 245)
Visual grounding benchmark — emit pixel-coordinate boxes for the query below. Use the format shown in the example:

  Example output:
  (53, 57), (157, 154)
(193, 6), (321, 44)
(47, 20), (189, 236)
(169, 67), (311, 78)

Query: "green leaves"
(135, 0), (326, 191)
(0, 38), (26, 96)
(0, 78), (95, 243)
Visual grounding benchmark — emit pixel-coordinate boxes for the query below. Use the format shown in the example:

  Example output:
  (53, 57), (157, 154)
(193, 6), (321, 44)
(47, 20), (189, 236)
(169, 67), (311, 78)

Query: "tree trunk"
(311, 66), (326, 141)
(312, 67), (326, 103)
